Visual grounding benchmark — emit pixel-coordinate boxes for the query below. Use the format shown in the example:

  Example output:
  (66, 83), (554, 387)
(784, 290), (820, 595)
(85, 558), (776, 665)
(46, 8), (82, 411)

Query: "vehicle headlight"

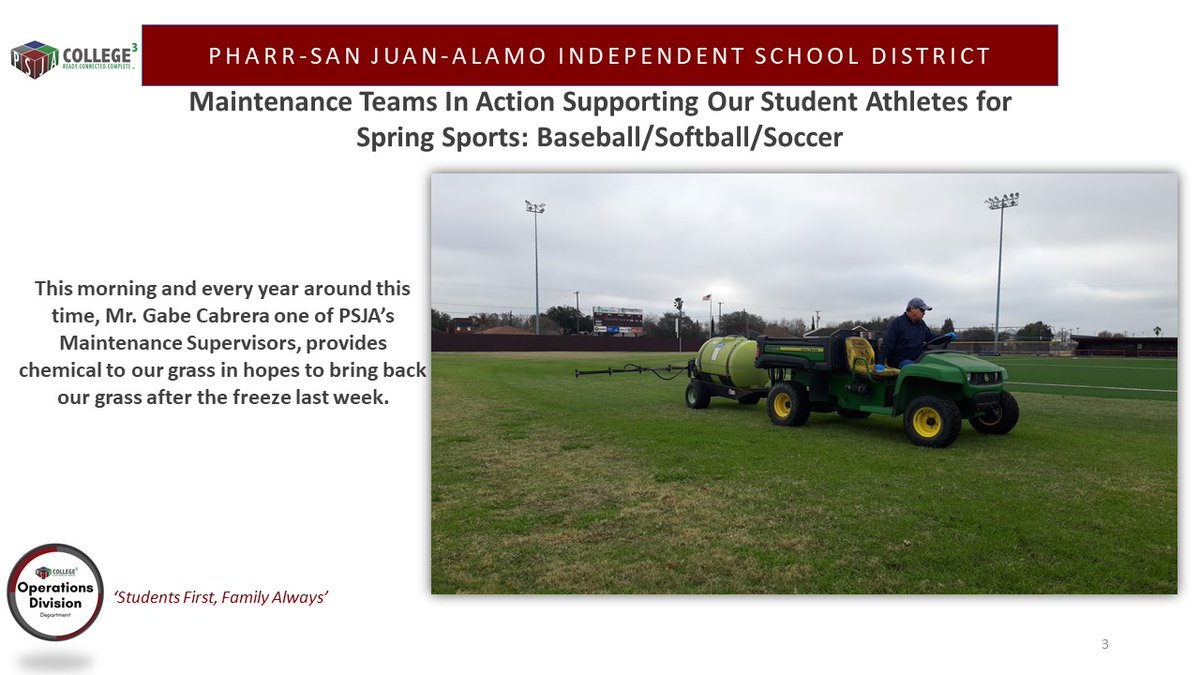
(969, 371), (1003, 385)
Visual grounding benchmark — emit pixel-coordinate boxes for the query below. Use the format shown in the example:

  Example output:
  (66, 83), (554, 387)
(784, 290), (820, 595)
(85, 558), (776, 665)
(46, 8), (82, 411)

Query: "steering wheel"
(910, 334), (954, 364)
(923, 334), (953, 349)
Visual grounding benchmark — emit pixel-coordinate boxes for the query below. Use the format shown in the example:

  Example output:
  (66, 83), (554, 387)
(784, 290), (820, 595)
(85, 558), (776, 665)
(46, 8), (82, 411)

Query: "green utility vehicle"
(754, 329), (1019, 447)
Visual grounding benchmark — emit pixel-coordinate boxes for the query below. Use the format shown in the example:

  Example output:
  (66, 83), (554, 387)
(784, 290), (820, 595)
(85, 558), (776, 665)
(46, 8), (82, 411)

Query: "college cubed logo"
(11, 41), (59, 80)
(35, 567), (51, 579)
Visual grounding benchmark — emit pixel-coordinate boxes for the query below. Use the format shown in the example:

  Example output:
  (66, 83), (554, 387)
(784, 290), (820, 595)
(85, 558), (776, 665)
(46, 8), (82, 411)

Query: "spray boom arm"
(574, 362), (693, 380)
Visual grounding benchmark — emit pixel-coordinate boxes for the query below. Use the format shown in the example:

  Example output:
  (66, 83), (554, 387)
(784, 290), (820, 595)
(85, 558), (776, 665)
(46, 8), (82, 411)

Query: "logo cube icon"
(11, 41), (59, 80)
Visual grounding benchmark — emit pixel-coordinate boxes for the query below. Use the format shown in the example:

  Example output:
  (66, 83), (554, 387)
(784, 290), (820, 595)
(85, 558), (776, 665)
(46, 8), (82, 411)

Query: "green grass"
(987, 356), (1176, 401)
(431, 352), (1177, 594)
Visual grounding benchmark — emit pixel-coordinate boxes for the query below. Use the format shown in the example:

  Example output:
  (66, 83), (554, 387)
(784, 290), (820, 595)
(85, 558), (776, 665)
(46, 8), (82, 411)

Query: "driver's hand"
(947, 332), (957, 341)
(874, 364), (884, 372)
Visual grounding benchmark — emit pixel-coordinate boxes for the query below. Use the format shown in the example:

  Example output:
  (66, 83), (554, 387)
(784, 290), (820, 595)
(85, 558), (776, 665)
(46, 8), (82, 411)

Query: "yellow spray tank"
(694, 336), (770, 389)
(674, 336), (771, 409)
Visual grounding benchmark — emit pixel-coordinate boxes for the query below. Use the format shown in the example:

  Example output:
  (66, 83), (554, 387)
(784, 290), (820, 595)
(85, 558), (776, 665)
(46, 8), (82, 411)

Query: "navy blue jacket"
(878, 314), (935, 367)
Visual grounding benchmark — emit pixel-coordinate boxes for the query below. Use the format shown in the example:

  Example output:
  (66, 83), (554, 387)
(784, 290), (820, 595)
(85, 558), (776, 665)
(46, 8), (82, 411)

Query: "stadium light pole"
(674, 297), (685, 352)
(525, 200), (545, 335)
(574, 290), (580, 334)
(985, 193), (1019, 355)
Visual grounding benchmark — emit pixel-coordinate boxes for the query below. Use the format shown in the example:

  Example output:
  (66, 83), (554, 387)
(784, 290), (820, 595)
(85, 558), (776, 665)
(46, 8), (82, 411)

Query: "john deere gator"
(753, 329), (1019, 447)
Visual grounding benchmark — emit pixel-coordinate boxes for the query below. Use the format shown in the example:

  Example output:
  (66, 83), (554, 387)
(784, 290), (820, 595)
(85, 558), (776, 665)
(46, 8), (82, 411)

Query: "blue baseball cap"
(908, 297), (932, 311)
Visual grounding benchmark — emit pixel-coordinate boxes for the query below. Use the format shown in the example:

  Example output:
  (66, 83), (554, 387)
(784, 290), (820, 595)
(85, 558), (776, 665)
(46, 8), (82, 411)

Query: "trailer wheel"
(904, 395), (961, 448)
(685, 380), (711, 409)
(969, 391), (1020, 435)
(837, 409), (871, 419)
(767, 383), (810, 427)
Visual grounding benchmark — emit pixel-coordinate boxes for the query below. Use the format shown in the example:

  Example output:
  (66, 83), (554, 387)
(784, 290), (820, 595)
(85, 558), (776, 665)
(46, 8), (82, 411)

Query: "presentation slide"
(2, 3), (1187, 673)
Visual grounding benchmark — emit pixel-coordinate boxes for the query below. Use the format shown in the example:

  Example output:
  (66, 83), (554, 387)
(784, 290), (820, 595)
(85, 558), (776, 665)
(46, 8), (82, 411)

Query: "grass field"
(431, 352), (1177, 594)
(989, 356), (1177, 401)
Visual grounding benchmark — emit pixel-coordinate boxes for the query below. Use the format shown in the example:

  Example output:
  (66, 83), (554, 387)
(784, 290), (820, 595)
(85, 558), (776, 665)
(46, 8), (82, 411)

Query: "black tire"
(767, 382), (811, 427)
(837, 409), (871, 419)
(903, 395), (962, 448)
(685, 380), (711, 409)
(738, 396), (761, 405)
(969, 391), (1020, 435)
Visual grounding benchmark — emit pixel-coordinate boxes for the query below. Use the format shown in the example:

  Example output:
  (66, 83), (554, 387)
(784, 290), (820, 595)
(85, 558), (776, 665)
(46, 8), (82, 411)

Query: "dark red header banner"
(141, 25), (1057, 86)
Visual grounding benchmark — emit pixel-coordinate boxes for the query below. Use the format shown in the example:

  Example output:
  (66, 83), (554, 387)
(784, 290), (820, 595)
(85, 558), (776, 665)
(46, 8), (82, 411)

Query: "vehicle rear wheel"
(969, 391), (1020, 434)
(685, 380), (711, 409)
(904, 395), (962, 448)
(767, 382), (810, 427)
(837, 409), (871, 419)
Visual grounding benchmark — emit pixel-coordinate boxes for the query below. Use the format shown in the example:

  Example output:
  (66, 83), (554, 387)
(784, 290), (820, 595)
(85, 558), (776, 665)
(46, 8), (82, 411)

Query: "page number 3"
(1101, 639), (1109, 650)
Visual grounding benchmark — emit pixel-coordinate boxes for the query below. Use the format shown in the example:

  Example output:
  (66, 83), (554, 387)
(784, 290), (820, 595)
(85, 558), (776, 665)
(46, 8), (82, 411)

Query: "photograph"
(431, 173), (1177, 594)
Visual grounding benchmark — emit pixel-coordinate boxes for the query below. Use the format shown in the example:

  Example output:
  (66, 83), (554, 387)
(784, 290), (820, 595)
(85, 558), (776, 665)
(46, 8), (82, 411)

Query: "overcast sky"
(431, 173), (1178, 337)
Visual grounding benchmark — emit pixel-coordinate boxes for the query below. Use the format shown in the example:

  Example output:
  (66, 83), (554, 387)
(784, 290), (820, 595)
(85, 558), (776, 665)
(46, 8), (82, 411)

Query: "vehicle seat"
(846, 337), (900, 379)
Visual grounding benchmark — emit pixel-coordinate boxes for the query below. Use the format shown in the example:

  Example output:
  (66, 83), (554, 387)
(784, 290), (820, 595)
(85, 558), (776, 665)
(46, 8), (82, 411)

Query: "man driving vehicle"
(875, 297), (956, 370)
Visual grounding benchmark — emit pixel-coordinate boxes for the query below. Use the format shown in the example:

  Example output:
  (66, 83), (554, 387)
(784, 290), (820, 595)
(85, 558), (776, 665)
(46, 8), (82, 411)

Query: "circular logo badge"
(8, 544), (103, 640)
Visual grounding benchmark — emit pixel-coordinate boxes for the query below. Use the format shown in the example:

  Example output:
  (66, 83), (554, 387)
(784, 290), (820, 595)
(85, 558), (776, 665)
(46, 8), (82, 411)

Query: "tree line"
(434, 307), (1138, 341)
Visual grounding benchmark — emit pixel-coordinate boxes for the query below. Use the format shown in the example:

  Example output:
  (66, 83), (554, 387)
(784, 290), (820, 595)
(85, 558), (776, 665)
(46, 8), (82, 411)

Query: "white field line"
(1008, 381), (1177, 393)
(989, 361), (1176, 371)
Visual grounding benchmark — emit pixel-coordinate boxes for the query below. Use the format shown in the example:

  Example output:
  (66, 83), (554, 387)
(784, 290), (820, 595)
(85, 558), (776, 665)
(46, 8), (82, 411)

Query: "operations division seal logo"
(8, 544), (103, 640)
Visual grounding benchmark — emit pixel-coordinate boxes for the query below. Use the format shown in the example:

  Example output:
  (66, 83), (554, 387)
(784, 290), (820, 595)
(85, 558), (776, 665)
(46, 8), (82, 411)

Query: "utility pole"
(985, 192), (1019, 355)
(524, 200), (545, 335)
(574, 290), (580, 335)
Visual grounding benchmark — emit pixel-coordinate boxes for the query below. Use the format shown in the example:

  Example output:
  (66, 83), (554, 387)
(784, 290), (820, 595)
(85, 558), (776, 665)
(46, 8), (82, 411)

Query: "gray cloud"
(432, 173), (1177, 336)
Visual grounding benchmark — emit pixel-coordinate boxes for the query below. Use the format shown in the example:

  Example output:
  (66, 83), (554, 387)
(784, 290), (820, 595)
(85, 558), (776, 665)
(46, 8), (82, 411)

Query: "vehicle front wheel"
(767, 382), (810, 427)
(969, 391), (1020, 435)
(904, 395), (962, 448)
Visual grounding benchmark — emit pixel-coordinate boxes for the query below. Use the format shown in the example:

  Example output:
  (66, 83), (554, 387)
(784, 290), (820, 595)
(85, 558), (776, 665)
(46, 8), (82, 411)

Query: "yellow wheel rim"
(913, 406), (943, 439)
(773, 392), (792, 418)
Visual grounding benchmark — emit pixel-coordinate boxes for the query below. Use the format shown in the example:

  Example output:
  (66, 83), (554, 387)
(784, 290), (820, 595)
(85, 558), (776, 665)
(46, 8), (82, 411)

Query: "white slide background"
(1, 2), (1191, 673)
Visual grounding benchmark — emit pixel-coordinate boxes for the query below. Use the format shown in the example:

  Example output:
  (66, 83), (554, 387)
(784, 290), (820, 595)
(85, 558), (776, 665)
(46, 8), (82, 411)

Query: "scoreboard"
(592, 306), (644, 336)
